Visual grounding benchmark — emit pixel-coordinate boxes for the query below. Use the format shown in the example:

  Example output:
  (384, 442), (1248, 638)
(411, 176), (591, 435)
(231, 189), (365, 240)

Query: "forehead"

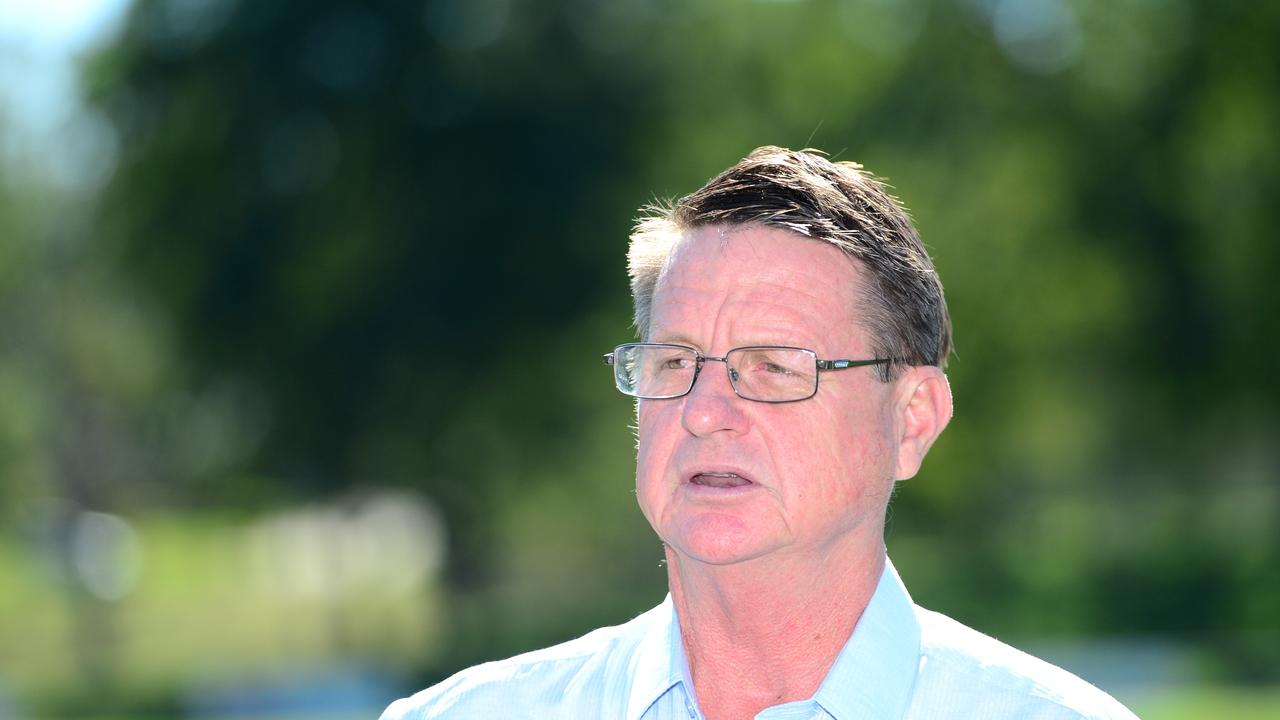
(650, 224), (867, 347)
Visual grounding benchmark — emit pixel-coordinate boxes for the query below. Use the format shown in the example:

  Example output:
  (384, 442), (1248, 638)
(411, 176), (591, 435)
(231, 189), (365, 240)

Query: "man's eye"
(659, 356), (690, 370)
(764, 362), (793, 375)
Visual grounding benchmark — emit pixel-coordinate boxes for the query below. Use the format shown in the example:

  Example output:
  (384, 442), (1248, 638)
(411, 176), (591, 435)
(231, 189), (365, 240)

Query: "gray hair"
(627, 146), (951, 378)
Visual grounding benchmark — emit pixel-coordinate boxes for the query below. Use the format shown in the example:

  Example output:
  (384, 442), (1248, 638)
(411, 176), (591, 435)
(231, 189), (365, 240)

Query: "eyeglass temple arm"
(817, 358), (895, 370)
(603, 353), (616, 365)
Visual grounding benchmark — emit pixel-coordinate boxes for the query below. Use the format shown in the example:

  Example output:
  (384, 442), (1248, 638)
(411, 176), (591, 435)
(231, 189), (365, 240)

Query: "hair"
(627, 146), (952, 379)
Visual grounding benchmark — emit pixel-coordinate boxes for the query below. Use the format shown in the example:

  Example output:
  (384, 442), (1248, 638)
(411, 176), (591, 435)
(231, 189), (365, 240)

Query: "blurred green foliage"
(1, 0), (1278, 716)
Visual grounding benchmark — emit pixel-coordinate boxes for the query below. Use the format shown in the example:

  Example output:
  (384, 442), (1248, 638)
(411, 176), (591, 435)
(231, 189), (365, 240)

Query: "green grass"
(1128, 686), (1280, 720)
(0, 512), (440, 713)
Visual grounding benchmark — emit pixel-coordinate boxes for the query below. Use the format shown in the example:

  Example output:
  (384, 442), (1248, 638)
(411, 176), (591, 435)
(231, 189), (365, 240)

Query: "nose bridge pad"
(690, 357), (706, 391)
(691, 356), (737, 398)
(682, 356), (747, 435)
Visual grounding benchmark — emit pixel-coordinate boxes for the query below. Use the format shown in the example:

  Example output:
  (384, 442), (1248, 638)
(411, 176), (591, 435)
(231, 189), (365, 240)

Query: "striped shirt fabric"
(381, 559), (1139, 719)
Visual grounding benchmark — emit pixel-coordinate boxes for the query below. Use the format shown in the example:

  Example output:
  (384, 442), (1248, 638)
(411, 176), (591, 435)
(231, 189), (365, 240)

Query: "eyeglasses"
(602, 343), (895, 404)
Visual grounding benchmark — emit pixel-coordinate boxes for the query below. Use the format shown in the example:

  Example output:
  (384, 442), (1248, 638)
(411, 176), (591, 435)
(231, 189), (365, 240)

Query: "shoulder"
(380, 603), (665, 720)
(911, 606), (1140, 720)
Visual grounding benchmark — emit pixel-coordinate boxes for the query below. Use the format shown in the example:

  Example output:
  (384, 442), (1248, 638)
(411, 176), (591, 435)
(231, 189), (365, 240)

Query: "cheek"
(635, 402), (666, 469)
(634, 403), (676, 512)
(772, 404), (893, 501)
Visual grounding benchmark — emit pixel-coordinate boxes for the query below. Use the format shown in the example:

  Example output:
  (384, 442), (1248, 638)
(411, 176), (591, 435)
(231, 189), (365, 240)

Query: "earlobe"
(893, 367), (953, 481)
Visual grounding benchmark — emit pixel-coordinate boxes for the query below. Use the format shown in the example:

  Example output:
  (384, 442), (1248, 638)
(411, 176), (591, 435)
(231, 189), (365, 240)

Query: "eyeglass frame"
(602, 342), (899, 404)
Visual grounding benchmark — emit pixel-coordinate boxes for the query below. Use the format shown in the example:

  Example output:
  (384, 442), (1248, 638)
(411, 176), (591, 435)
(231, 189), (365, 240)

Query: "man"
(383, 147), (1138, 719)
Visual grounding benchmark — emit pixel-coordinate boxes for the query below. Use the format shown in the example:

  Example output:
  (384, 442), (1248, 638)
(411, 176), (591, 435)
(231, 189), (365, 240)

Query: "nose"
(680, 357), (750, 437)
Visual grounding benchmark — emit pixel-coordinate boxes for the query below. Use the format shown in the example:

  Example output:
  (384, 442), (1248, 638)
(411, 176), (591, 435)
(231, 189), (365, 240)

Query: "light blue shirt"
(382, 560), (1138, 719)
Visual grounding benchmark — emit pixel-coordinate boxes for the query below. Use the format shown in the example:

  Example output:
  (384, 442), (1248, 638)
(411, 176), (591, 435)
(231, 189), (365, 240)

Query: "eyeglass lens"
(613, 345), (818, 402)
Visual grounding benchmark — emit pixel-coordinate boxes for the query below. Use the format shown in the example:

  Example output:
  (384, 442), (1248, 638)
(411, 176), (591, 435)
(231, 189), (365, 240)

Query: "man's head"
(628, 146), (951, 380)
(622, 147), (954, 569)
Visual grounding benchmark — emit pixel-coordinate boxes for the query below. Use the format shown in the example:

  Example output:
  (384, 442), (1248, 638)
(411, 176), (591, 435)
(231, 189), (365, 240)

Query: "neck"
(667, 537), (886, 720)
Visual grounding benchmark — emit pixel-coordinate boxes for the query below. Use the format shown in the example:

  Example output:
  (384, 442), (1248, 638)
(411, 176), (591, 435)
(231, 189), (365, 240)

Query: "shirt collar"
(625, 594), (685, 720)
(624, 558), (922, 720)
(812, 557), (922, 720)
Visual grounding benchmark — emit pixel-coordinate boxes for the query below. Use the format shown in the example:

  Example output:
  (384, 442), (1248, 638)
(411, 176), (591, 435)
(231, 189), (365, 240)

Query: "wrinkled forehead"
(655, 223), (862, 292)
(650, 224), (870, 342)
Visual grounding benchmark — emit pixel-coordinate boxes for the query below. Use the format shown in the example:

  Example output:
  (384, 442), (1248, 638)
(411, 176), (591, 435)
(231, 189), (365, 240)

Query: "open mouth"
(690, 472), (753, 489)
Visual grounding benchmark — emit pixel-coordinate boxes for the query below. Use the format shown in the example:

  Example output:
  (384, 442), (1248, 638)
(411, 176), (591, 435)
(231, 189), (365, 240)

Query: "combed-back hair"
(628, 146), (951, 379)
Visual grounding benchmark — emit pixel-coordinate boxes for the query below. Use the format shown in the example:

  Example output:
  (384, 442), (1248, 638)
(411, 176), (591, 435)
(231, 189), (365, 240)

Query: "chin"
(665, 513), (783, 566)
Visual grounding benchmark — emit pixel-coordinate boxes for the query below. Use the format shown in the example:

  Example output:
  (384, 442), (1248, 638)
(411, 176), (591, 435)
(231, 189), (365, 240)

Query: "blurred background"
(0, 0), (1276, 718)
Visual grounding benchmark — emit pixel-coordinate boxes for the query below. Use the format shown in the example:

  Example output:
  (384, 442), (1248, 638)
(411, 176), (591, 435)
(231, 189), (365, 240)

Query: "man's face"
(635, 225), (906, 567)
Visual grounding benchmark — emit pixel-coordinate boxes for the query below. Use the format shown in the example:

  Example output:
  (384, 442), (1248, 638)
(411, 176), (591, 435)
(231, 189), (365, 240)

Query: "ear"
(892, 366), (953, 481)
